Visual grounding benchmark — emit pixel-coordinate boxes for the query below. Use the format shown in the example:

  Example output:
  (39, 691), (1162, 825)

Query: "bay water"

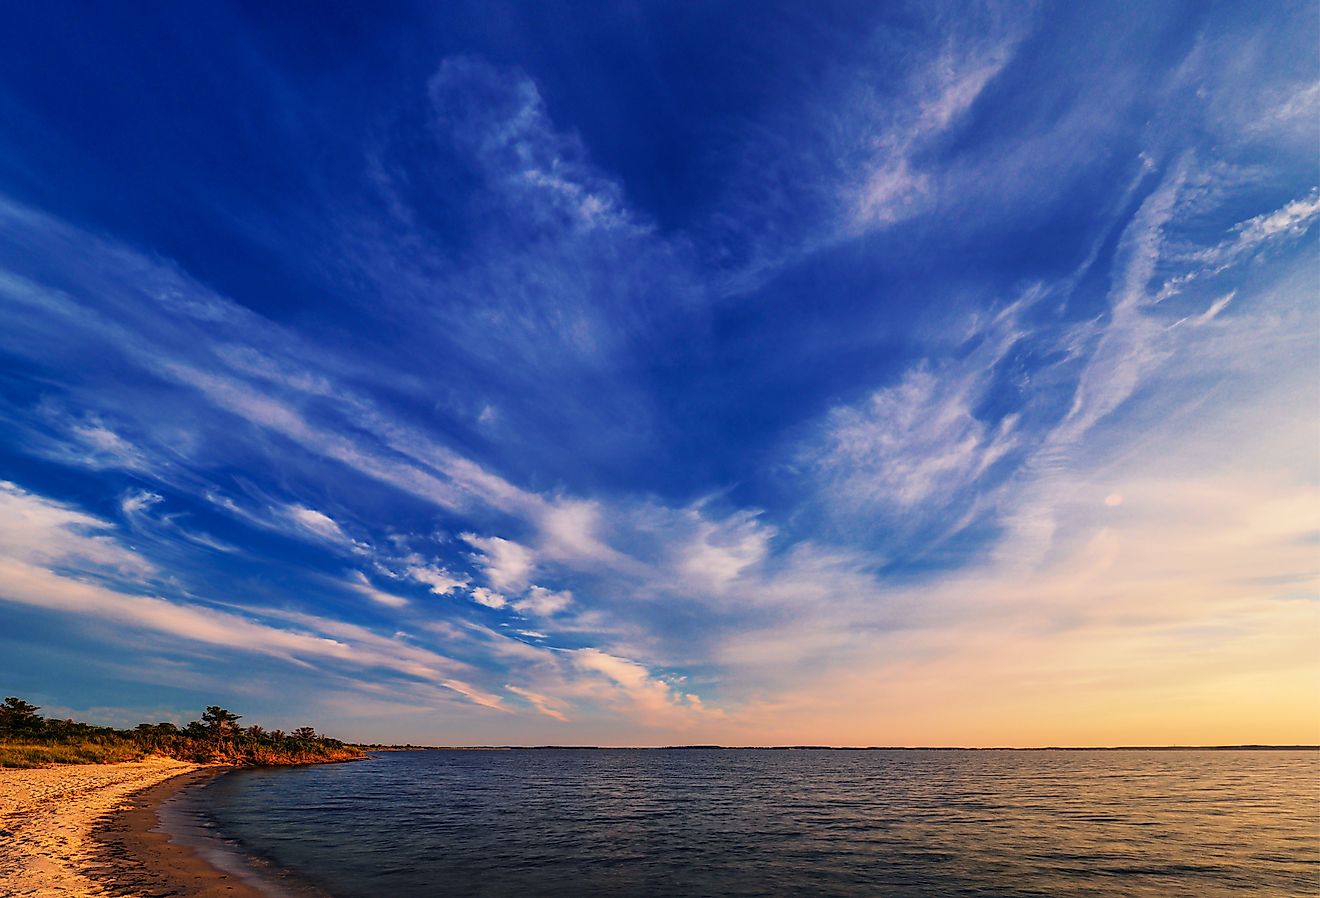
(191, 748), (1318, 897)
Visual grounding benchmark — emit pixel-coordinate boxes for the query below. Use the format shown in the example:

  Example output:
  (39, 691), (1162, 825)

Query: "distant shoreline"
(362, 744), (1320, 752)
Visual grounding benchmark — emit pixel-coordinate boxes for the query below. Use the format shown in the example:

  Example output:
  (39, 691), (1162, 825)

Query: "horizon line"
(357, 743), (1320, 752)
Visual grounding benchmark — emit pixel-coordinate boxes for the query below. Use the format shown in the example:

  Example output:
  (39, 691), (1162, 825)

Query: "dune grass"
(0, 738), (146, 768)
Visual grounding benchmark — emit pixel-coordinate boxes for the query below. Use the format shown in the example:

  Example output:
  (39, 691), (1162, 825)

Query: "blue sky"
(1, 1), (1316, 745)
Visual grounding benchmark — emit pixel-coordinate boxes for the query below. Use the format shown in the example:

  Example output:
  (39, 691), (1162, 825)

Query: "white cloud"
(0, 483), (514, 712)
(1221, 190), (1320, 253)
(513, 585), (573, 617)
(535, 498), (618, 564)
(462, 533), (535, 591)
(116, 488), (238, 555)
(678, 508), (773, 594)
(20, 405), (155, 473)
(287, 505), (351, 544)
(405, 564), (469, 596)
(548, 647), (715, 733)
(1158, 189), (1320, 303)
(429, 55), (635, 235)
(571, 648), (686, 716)
(1046, 174), (1320, 485)
(348, 571), (409, 609)
(283, 504), (372, 556)
(706, 351), (1320, 742)
(1050, 160), (1188, 450)
(814, 365), (1019, 512)
(1244, 79), (1319, 140)
(1192, 290), (1235, 326)
(161, 362), (471, 512)
(69, 420), (150, 470)
(505, 684), (568, 721)
(120, 489), (163, 517)
(801, 293), (1031, 527)
(437, 678), (507, 712)
(846, 30), (1023, 231)
(0, 481), (155, 581)
(470, 587), (507, 609)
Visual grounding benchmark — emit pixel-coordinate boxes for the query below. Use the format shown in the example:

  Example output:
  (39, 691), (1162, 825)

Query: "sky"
(0, 1), (1316, 747)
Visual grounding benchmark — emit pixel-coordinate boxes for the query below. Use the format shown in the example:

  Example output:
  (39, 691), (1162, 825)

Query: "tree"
(291, 726), (317, 740)
(200, 706), (242, 739)
(0, 696), (43, 735)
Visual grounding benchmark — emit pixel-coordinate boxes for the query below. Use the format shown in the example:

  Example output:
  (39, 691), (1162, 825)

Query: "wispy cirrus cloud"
(0, 1), (1315, 744)
(504, 684), (568, 722)
(0, 482), (475, 697)
(347, 571), (410, 609)
(845, 19), (1025, 231)
(0, 480), (719, 729)
(287, 505), (362, 551)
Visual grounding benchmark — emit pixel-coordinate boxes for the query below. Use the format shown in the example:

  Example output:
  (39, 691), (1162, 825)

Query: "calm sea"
(187, 749), (1319, 897)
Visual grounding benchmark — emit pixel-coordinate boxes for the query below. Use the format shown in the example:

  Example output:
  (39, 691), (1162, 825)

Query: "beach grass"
(0, 738), (147, 768)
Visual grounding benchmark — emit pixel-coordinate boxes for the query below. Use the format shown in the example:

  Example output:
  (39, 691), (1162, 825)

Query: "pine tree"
(0, 697), (43, 735)
(200, 706), (242, 738)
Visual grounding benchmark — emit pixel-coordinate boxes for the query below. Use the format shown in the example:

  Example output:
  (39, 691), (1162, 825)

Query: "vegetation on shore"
(0, 696), (365, 768)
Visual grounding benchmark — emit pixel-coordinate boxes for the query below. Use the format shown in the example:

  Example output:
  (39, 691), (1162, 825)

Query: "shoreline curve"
(88, 764), (278, 897)
(0, 758), (320, 898)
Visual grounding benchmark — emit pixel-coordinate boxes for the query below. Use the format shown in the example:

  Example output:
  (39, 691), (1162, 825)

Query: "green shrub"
(0, 697), (364, 767)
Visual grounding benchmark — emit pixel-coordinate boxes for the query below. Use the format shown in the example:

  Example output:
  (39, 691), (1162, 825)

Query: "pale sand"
(0, 757), (200, 897)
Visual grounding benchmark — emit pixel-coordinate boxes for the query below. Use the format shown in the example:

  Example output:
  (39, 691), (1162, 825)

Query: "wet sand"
(0, 758), (266, 898)
(87, 765), (273, 897)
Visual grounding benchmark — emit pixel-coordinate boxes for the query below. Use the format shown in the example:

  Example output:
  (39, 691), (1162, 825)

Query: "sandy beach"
(0, 757), (266, 898)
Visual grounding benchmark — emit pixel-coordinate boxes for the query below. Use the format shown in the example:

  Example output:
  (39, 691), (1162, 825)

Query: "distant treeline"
(0, 696), (365, 768)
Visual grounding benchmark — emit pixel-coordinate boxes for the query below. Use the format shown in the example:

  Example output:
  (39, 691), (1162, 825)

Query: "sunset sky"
(0, 1), (1316, 746)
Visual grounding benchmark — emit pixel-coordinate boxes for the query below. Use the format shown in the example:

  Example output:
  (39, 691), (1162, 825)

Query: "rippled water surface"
(199, 749), (1319, 897)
